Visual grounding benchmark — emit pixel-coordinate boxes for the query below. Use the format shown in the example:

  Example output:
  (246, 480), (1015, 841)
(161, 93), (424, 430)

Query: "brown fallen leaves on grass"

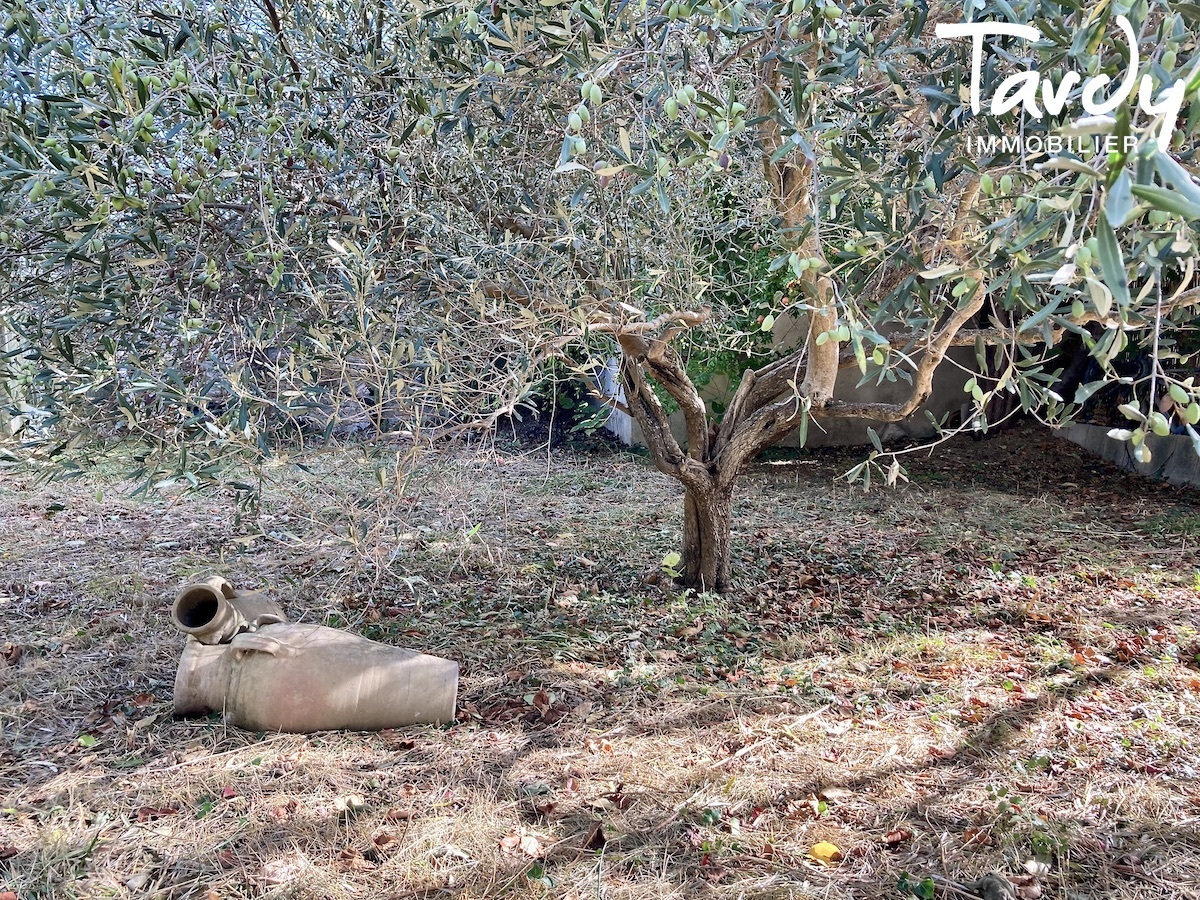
(499, 829), (546, 859)
(2, 426), (1200, 898)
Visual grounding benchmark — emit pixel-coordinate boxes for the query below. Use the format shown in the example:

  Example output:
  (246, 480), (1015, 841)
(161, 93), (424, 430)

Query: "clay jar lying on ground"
(171, 575), (287, 644)
(171, 575), (458, 732)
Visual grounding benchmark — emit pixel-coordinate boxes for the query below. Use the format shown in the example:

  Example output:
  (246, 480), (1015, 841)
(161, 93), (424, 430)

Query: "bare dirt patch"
(2, 425), (1200, 899)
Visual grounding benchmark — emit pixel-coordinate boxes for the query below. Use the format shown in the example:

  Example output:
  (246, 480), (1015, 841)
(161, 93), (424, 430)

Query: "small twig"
(706, 734), (773, 770)
(149, 733), (294, 773)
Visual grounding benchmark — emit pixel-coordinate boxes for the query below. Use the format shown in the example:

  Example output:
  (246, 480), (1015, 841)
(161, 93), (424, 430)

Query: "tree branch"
(257, 0), (302, 79)
(757, 54), (837, 407)
(817, 285), (987, 422)
(618, 352), (690, 479)
(589, 308), (710, 335)
(617, 331), (709, 463)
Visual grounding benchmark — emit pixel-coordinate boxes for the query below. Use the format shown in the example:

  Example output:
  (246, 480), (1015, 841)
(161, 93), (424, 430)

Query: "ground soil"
(2, 424), (1200, 899)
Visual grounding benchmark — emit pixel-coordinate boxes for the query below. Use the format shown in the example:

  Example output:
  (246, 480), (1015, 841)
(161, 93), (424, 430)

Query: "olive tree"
(0, 0), (535, 486)
(383, 0), (1200, 589)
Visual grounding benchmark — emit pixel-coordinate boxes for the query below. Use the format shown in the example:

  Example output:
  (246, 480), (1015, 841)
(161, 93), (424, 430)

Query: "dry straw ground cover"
(2, 425), (1200, 899)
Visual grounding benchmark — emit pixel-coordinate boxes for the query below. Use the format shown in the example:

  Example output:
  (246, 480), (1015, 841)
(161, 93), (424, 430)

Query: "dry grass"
(3, 425), (1200, 899)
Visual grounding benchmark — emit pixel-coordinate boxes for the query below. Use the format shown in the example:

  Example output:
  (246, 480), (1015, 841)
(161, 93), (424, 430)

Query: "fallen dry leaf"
(270, 799), (298, 822)
(883, 828), (912, 847)
(963, 827), (994, 847)
(256, 853), (309, 886)
(334, 794), (366, 814)
(380, 729), (417, 751)
(0, 845), (17, 860)
(499, 829), (544, 858)
(818, 786), (854, 801)
(136, 806), (178, 823)
(809, 841), (843, 865)
(2, 643), (22, 667)
(1022, 857), (1050, 876)
(373, 831), (399, 850)
(335, 847), (375, 872)
(385, 807), (416, 822)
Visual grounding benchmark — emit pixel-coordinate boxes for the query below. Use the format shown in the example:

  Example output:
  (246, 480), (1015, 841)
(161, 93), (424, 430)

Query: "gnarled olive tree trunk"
(682, 481), (735, 593)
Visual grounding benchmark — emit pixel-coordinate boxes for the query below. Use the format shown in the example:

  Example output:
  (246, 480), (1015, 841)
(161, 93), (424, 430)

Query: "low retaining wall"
(1056, 424), (1200, 489)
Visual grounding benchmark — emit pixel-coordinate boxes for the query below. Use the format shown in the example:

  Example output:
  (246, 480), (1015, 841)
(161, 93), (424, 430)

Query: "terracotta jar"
(171, 576), (459, 731)
(174, 623), (459, 731)
(171, 575), (286, 644)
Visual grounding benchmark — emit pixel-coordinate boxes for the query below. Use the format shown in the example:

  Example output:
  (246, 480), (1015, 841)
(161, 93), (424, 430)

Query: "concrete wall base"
(1055, 424), (1200, 489)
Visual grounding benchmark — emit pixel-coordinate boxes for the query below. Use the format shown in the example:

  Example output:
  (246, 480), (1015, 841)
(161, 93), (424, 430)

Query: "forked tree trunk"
(681, 482), (734, 594)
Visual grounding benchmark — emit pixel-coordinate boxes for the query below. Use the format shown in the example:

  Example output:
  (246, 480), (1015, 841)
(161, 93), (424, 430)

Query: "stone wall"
(1056, 424), (1200, 489)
